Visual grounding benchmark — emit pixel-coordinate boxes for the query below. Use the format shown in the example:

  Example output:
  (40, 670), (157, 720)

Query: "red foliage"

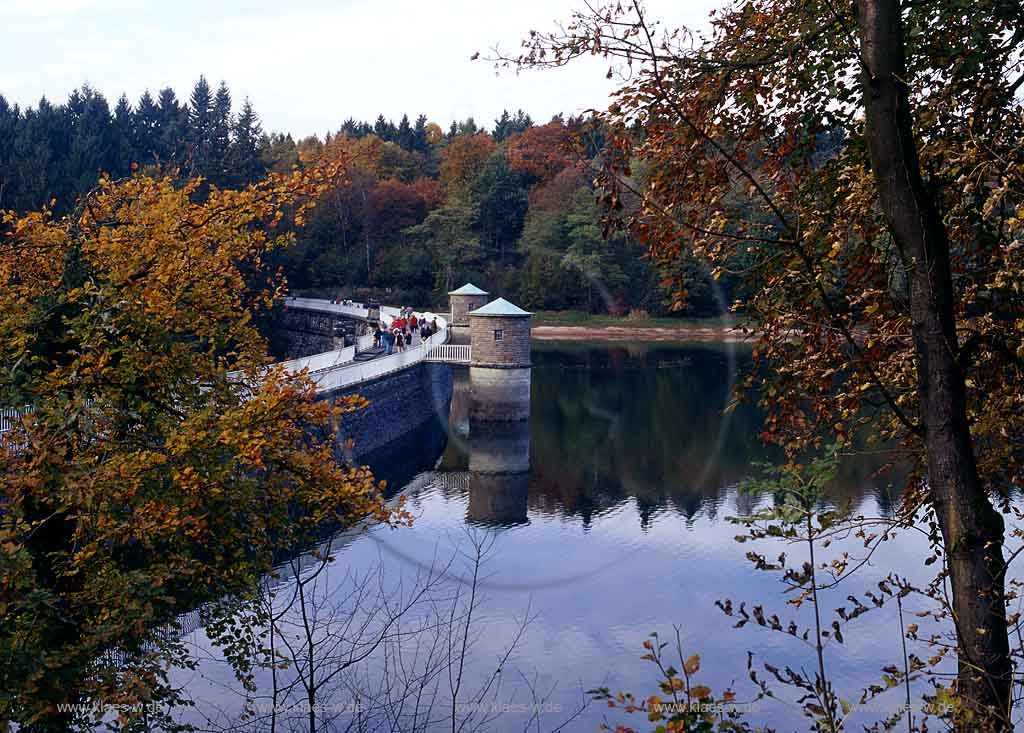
(507, 122), (572, 183)
(368, 180), (429, 237)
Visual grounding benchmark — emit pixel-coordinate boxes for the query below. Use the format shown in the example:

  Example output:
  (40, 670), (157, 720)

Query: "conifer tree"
(396, 113), (413, 151)
(412, 114), (429, 153)
(0, 95), (17, 209)
(373, 114), (395, 142)
(156, 87), (186, 168)
(493, 110), (512, 141)
(188, 76), (214, 176)
(111, 94), (134, 175)
(229, 97), (264, 186)
(133, 90), (160, 166)
(340, 117), (360, 137)
(210, 81), (233, 184)
(66, 86), (114, 198)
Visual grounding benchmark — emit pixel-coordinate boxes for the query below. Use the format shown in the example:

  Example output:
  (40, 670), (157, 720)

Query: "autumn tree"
(439, 132), (496, 199)
(0, 158), (402, 728)
(503, 0), (1024, 728)
(506, 120), (572, 185)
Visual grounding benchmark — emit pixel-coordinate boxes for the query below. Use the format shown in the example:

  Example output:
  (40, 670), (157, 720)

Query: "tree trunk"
(855, 1), (1011, 727)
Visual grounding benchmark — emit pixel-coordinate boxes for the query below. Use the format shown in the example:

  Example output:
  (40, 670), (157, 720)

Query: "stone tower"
(466, 420), (531, 526)
(467, 297), (532, 421)
(448, 283), (489, 327)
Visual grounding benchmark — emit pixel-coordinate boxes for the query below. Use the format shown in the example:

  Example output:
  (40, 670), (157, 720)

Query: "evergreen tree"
(229, 97), (264, 186)
(340, 118), (360, 137)
(12, 99), (59, 212)
(457, 117), (480, 136)
(210, 81), (233, 185)
(474, 151), (529, 263)
(188, 76), (214, 176)
(0, 96), (18, 209)
(133, 90), (160, 166)
(396, 114), (413, 151)
(66, 86), (114, 198)
(156, 87), (186, 168)
(493, 110), (512, 141)
(111, 94), (134, 175)
(494, 109), (533, 141)
(510, 109), (533, 135)
(412, 114), (429, 153)
(373, 114), (395, 142)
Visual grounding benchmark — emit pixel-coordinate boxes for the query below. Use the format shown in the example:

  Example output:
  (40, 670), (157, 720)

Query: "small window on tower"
(494, 329), (504, 341)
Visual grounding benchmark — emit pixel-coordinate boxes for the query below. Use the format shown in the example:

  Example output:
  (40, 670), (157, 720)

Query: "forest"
(0, 78), (732, 317)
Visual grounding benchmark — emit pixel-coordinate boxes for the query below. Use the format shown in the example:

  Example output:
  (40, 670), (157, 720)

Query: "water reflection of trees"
(527, 343), (904, 523)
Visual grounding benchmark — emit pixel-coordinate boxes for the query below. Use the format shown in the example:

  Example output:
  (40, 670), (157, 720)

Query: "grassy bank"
(530, 310), (736, 329)
(530, 311), (752, 343)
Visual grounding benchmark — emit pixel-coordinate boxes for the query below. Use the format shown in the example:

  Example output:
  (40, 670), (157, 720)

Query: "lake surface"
(175, 341), (942, 732)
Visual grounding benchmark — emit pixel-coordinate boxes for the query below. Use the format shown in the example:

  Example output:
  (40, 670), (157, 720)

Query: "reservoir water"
(175, 341), (942, 732)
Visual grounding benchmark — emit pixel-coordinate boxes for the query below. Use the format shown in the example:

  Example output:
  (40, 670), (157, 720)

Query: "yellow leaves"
(689, 685), (711, 699)
(683, 654), (700, 675)
(0, 160), (392, 720)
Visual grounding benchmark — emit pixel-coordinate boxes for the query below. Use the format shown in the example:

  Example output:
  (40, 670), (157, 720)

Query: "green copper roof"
(448, 283), (489, 296)
(467, 297), (533, 317)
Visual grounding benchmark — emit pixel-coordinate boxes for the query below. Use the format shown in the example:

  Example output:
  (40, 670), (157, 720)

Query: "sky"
(0, 0), (716, 140)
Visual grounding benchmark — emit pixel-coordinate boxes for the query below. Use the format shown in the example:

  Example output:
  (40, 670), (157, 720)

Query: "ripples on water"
(176, 341), (942, 732)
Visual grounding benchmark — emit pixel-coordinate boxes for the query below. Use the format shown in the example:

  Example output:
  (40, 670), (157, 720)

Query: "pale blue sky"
(1, 0), (714, 139)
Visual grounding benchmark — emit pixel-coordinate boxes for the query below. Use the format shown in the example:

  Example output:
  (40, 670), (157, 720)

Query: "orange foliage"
(439, 133), (496, 196)
(506, 121), (571, 183)
(0, 162), (408, 724)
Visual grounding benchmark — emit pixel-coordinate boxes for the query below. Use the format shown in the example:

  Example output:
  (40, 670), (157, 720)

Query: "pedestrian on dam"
(395, 330), (405, 352)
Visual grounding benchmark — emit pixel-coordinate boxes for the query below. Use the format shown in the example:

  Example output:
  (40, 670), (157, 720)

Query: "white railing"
(0, 303), (451, 436)
(308, 317), (450, 393)
(1, 406), (30, 436)
(425, 343), (471, 364)
(276, 345), (356, 374)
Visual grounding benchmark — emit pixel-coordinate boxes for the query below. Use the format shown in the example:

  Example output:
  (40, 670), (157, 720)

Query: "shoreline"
(530, 324), (754, 343)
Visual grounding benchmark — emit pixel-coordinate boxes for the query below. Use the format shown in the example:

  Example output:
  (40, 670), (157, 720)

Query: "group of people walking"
(374, 308), (439, 355)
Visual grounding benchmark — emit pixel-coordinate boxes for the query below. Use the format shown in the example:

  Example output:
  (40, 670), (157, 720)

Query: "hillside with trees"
(0, 78), (736, 317)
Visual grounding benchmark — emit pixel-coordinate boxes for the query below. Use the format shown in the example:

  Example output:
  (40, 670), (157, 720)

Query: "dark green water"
(176, 341), (929, 732)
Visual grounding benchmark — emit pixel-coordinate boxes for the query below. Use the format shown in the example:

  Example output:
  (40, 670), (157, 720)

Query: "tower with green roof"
(467, 297), (532, 420)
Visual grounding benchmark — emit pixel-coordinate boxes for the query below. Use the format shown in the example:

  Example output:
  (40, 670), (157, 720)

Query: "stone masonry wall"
(322, 362), (454, 460)
(273, 306), (369, 359)
(469, 366), (531, 421)
(450, 293), (489, 325)
(469, 316), (532, 367)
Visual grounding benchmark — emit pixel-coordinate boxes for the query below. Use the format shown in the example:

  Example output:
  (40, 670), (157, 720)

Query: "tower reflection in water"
(465, 419), (531, 527)
(438, 368), (532, 528)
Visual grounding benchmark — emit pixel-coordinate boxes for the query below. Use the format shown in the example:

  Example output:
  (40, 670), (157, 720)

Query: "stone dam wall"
(323, 362), (454, 461)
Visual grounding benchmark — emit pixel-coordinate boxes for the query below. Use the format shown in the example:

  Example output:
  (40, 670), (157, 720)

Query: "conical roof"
(448, 283), (489, 296)
(467, 297), (532, 317)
